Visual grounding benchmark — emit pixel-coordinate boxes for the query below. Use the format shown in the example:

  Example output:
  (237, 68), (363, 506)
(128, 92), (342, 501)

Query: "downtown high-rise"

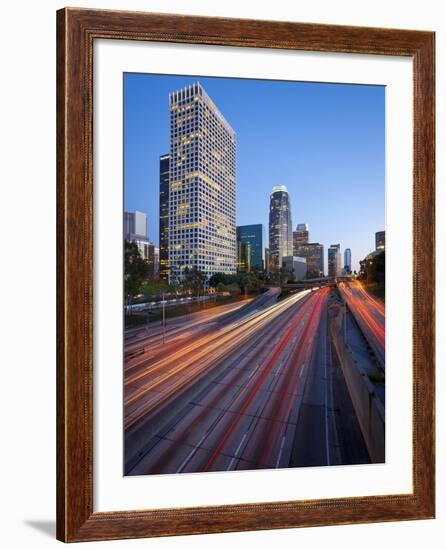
(168, 83), (237, 283)
(375, 231), (385, 250)
(159, 154), (170, 280)
(124, 210), (147, 240)
(344, 248), (352, 274)
(296, 243), (324, 277)
(236, 224), (264, 272)
(293, 223), (309, 255)
(328, 243), (342, 278)
(269, 185), (293, 271)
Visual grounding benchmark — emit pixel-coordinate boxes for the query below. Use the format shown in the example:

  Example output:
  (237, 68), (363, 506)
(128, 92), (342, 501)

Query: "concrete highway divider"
(328, 303), (385, 463)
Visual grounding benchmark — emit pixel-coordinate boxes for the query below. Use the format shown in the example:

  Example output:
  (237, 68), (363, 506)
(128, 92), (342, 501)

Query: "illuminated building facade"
(124, 210), (147, 240)
(344, 247), (352, 274)
(282, 256), (307, 281)
(264, 247), (270, 273)
(237, 240), (252, 272)
(168, 82), (236, 283)
(375, 230), (385, 250)
(159, 154), (170, 280)
(328, 243), (342, 278)
(269, 185), (293, 271)
(296, 242), (324, 277)
(293, 223), (309, 255)
(236, 224), (264, 272)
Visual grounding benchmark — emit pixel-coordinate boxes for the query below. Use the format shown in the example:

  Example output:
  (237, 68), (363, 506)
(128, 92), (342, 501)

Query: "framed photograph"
(56, 8), (435, 542)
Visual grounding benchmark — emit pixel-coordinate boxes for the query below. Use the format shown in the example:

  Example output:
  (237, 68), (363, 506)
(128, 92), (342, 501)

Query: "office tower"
(264, 247), (270, 274)
(375, 230), (385, 250)
(293, 223), (309, 255)
(124, 210), (148, 240)
(296, 243), (324, 277)
(132, 238), (151, 261)
(269, 185), (293, 271)
(159, 154), (170, 280)
(147, 245), (160, 280)
(237, 241), (252, 272)
(344, 248), (352, 274)
(282, 256), (307, 282)
(236, 224), (264, 272)
(168, 82), (236, 284)
(328, 243), (342, 278)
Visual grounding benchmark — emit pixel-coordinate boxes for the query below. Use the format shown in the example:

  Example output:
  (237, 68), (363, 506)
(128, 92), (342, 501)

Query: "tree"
(209, 272), (236, 287)
(124, 240), (150, 305)
(225, 282), (241, 296)
(359, 250), (385, 286)
(216, 282), (226, 293)
(183, 267), (207, 295)
(141, 280), (170, 300)
(236, 272), (262, 294)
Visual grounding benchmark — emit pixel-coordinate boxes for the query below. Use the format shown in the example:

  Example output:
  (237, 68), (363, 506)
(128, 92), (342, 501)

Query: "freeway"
(125, 287), (338, 474)
(125, 298), (253, 354)
(337, 281), (385, 368)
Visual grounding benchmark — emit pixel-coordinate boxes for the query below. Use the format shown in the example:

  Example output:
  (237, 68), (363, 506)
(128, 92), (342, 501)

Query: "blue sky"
(124, 73), (385, 272)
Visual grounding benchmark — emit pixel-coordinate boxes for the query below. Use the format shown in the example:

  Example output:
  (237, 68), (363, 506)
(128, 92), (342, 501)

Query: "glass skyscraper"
(375, 231), (385, 250)
(124, 210), (147, 240)
(296, 242), (325, 277)
(168, 83), (236, 283)
(328, 243), (342, 278)
(159, 154), (170, 280)
(344, 247), (352, 274)
(269, 185), (293, 271)
(293, 223), (309, 255)
(236, 224), (264, 272)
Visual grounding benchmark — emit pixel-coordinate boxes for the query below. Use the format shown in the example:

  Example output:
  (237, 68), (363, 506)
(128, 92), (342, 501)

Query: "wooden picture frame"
(56, 7), (435, 542)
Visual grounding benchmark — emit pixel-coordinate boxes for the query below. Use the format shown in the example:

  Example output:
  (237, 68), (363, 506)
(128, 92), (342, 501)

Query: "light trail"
(200, 292), (321, 472)
(124, 290), (313, 431)
(338, 281), (385, 367)
(133, 289), (318, 474)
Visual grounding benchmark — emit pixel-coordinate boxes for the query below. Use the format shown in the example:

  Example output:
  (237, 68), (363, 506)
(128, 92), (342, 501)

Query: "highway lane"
(125, 287), (330, 475)
(125, 298), (253, 353)
(124, 289), (310, 433)
(337, 281), (385, 368)
(290, 296), (370, 467)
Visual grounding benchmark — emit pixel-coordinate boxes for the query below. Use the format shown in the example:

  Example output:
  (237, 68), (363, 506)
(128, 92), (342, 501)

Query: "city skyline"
(124, 73), (385, 271)
(123, 75), (386, 475)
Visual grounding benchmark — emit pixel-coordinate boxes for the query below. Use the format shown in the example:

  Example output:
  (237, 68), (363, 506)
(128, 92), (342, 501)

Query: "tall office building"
(159, 154), (170, 280)
(269, 185), (293, 271)
(264, 247), (270, 274)
(293, 223), (309, 255)
(282, 256), (307, 281)
(237, 241), (252, 272)
(131, 238), (151, 261)
(328, 243), (342, 278)
(375, 230), (385, 250)
(124, 210), (147, 240)
(344, 248), (352, 274)
(168, 83), (236, 284)
(147, 245), (160, 280)
(236, 224), (264, 272)
(296, 243), (324, 277)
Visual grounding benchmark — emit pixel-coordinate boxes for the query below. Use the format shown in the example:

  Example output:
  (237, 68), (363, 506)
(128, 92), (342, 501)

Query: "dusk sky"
(124, 73), (385, 272)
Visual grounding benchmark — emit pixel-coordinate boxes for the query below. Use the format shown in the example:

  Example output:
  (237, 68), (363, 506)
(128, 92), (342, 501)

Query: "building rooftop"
(169, 82), (235, 137)
(271, 185), (288, 193)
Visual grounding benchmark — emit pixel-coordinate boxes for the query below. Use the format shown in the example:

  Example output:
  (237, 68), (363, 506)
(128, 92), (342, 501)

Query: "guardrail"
(329, 303), (385, 463)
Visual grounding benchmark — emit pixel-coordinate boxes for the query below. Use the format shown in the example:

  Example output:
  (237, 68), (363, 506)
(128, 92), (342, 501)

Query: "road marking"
(176, 431), (210, 473)
(275, 435), (286, 467)
(323, 310), (331, 466)
(226, 432), (248, 470)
